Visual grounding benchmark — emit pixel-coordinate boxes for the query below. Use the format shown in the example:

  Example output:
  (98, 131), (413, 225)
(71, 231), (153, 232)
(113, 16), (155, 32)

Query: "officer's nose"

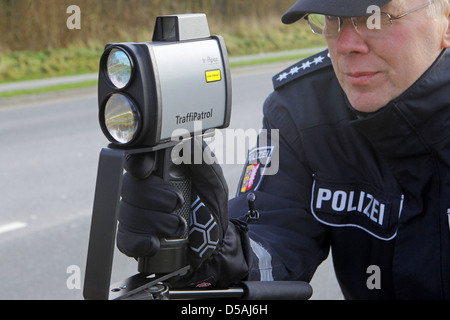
(335, 18), (370, 55)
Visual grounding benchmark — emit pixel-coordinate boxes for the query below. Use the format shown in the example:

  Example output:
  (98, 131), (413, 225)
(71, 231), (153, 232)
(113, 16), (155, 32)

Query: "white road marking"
(0, 222), (27, 235)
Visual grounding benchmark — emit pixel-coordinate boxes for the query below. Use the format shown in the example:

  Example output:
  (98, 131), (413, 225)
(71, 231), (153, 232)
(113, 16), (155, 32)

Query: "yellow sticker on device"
(205, 70), (222, 83)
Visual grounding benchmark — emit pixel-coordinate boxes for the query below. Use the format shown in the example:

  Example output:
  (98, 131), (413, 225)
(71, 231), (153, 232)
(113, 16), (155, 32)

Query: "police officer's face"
(326, 0), (450, 112)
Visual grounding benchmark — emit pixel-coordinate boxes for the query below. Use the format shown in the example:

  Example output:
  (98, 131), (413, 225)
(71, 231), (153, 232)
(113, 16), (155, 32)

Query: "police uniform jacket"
(229, 48), (450, 299)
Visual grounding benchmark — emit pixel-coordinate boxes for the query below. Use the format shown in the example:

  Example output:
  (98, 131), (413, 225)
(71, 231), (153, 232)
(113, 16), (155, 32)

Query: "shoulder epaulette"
(273, 49), (331, 90)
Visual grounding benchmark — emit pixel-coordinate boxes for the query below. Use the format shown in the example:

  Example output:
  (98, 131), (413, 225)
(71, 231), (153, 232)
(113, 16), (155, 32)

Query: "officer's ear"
(441, 5), (450, 48)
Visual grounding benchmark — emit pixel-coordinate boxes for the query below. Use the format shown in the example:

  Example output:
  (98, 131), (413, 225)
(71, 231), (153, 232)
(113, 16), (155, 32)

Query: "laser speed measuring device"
(98, 13), (232, 148)
(84, 14), (232, 300)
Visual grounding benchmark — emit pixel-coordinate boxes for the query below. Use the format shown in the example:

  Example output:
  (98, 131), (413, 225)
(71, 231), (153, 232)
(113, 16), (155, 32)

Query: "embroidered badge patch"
(237, 146), (274, 196)
(240, 163), (260, 193)
(310, 177), (404, 241)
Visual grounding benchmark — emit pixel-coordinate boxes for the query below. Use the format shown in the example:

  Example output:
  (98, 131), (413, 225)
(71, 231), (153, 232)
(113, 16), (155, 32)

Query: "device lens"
(104, 94), (139, 144)
(107, 48), (132, 89)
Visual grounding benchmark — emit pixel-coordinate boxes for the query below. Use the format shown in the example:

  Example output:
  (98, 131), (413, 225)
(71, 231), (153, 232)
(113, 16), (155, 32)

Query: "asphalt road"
(0, 60), (343, 300)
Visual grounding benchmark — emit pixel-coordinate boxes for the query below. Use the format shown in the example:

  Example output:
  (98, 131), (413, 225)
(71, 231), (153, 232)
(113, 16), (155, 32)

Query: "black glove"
(117, 173), (187, 258)
(116, 140), (251, 288)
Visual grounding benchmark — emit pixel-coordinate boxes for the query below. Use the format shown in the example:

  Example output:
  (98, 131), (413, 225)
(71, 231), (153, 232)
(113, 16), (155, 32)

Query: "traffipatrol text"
(315, 188), (386, 226)
(175, 109), (213, 124)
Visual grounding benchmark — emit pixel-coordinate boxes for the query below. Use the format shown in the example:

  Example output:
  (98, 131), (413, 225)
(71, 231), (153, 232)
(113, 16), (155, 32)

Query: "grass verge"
(0, 52), (316, 99)
(0, 80), (98, 99)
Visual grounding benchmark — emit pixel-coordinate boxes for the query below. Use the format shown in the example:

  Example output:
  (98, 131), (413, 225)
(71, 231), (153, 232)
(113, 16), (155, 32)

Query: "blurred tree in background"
(0, 0), (311, 53)
(0, 0), (325, 82)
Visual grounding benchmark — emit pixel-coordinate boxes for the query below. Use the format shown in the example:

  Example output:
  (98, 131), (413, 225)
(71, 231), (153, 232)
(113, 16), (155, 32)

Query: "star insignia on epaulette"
(289, 66), (300, 75)
(276, 72), (289, 81)
(272, 49), (331, 90)
(300, 60), (312, 70)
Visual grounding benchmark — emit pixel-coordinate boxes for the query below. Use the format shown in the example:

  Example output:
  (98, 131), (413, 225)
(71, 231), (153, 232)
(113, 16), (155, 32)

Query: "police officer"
(117, 0), (450, 299)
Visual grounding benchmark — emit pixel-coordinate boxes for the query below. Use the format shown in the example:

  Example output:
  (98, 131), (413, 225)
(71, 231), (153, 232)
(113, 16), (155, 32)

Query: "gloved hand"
(116, 140), (251, 288)
(117, 172), (187, 258)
